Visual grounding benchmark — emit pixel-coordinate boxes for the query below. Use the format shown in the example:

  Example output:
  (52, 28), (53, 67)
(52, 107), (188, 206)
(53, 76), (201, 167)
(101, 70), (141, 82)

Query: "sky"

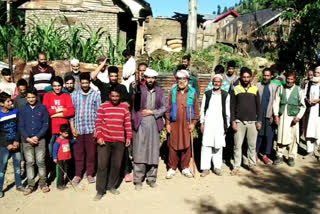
(146, 0), (240, 17)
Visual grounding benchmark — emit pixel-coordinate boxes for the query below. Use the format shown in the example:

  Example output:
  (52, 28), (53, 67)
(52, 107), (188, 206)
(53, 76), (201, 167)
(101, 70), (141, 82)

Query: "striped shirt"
(96, 101), (132, 143)
(29, 65), (55, 94)
(72, 89), (101, 135)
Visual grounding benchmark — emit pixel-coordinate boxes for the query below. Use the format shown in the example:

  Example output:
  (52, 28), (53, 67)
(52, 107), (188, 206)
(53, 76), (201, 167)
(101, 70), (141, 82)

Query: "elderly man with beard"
(231, 67), (262, 176)
(132, 68), (167, 190)
(64, 59), (81, 91)
(256, 68), (279, 165)
(165, 70), (199, 179)
(29, 53), (55, 102)
(273, 71), (306, 167)
(200, 74), (230, 177)
(70, 72), (101, 184)
(304, 66), (320, 160)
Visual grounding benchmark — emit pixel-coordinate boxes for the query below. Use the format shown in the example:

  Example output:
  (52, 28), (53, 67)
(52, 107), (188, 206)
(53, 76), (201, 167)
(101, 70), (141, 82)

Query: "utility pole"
(187, 0), (197, 51)
(6, 0), (13, 74)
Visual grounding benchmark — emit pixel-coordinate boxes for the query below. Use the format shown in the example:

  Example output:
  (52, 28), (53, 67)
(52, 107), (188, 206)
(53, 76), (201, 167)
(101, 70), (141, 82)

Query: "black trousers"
(56, 160), (70, 187)
(96, 142), (125, 194)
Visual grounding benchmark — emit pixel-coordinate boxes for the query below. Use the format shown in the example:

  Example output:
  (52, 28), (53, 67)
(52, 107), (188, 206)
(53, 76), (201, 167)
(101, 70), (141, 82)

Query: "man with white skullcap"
(64, 58), (81, 90)
(200, 74), (230, 177)
(165, 69), (199, 179)
(132, 68), (167, 190)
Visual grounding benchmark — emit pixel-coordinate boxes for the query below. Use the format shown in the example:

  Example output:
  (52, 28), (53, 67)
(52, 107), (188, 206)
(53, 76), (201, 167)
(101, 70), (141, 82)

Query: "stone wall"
(143, 17), (183, 54)
(25, 9), (118, 47)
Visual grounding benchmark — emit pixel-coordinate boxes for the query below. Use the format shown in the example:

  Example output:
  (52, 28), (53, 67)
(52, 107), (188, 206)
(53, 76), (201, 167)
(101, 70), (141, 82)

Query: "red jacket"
(43, 92), (75, 134)
(53, 137), (73, 161)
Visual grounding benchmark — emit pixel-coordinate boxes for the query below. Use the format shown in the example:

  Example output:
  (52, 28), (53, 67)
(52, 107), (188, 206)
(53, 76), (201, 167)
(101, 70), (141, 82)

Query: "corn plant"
(106, 34), (134, 65)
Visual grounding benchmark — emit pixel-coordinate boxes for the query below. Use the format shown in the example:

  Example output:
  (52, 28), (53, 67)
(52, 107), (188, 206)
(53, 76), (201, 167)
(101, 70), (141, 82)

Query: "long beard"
(312, 76), (320, 83)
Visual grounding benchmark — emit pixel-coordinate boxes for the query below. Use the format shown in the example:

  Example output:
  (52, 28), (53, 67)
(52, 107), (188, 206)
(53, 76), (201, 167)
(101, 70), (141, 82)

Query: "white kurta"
(200, 92), (230, 148)
(90, 71), (109, 91)
(273, 86), (306, 145)
(305, 84), (320, 151)
(122, 56), (136, 92)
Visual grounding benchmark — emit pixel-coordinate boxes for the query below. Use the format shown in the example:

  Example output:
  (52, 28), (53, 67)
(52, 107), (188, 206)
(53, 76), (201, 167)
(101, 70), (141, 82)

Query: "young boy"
(53, 124), (75, 190)
(0, 92), (25, 198)
(19, 87), (50, 195)
(0, 68), (16, 96)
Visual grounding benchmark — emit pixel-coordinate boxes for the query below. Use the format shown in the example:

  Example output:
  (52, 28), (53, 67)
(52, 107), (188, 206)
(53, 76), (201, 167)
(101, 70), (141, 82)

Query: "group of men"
(0, 51), (318, 201)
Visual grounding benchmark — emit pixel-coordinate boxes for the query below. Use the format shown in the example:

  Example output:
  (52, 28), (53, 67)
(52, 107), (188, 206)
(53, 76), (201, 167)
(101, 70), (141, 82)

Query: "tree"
(187, 0), (197, 51)
(213, 11), (216, 14)
(217, 5), (221, 15)
(222, 6), (228, 13)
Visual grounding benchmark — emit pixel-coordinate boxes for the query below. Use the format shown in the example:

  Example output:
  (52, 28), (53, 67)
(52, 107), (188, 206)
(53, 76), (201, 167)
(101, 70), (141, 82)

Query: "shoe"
(93, 193), (104, 201)
(214, 168), (222, 176)
(57, 185), (68, 191)
(230, 168), (240, 176)
(0, 191), (3, 198)
(262, 155), (273, 165)
(273, 156), (283, 165)
(16, 186), (26, 192)
(200, 170), (210, 177)
(124, 174), (133, 182)
(182, 168), (193, 178)
(23, 186), (34, 196)
(72, 176), (81, 185)
(135, 184), (143, 191)
(40, 185), (50, 193)
(249, 167), (261, 175)
(147, 182), (157, 188)
(87, 176), (95, 184)
(109, 189), (120, 195)
(287, 157), (295, 167)
(165, 168), (176, 179)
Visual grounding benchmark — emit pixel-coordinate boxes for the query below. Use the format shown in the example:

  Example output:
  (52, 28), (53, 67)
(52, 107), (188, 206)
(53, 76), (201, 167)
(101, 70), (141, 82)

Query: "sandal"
(41, 185), (50, 193)
(23, 186), (34, 196)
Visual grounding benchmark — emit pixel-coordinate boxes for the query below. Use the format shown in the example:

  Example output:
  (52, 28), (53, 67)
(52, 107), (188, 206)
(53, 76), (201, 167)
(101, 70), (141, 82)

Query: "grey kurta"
(133, 88), (167, 165)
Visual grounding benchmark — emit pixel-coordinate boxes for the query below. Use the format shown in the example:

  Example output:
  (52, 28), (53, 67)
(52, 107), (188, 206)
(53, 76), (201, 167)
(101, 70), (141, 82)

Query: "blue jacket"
(18, 102), (49, 140)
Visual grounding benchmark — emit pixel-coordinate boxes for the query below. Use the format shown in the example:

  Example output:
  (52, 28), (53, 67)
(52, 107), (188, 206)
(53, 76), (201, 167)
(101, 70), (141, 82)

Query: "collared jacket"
(18, 103), (49, 140)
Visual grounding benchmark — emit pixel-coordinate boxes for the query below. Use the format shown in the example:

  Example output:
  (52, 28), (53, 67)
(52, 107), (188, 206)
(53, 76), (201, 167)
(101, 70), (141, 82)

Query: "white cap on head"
(144, 68), (158, 77)
(213, 74), (223, 80)
(176, 69), (190, 79)
(70, 58), (80, 65)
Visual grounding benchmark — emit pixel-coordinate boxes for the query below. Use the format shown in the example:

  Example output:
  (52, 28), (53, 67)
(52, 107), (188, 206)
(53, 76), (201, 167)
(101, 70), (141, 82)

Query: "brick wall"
(25, 9), (118, 47)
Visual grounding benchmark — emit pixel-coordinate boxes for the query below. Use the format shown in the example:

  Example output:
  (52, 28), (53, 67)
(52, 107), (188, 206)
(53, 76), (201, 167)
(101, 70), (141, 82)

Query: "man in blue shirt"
(19, 87), (50, 195)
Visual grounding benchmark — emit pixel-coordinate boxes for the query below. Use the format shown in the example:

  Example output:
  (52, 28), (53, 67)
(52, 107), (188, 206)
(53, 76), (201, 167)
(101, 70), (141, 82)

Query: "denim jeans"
(0, 146), (22, 191)
(49, 134), (59, 158)
(23, 139), (47, 187)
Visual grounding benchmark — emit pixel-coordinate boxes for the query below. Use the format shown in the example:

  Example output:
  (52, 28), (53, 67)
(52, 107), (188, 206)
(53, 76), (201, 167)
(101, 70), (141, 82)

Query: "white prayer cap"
(70, 58), (80, 65)
(213, 74), (223, 80)
(144, 68), (158, 77)
(176, 69), (190, 79)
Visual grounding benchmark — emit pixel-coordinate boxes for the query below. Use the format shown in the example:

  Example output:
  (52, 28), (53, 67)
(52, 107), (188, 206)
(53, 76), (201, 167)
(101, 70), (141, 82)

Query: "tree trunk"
(187, 0), (197, 51)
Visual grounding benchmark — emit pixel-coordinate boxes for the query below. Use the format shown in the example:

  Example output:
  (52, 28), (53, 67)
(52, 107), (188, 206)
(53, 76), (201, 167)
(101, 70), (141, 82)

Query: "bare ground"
(0, 154), (319, 214)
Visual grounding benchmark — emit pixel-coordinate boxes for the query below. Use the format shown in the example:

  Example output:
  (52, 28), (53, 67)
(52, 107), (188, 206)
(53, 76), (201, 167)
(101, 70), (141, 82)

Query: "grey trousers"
(133, 163), (158, 185)
(23, 138), (47, 187)
(233, 122), (258, 169)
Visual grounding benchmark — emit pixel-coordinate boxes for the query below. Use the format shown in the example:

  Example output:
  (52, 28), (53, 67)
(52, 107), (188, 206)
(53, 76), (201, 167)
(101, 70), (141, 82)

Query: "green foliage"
(219, 55), (247, 68)
(0, 16), (132, 64)
(107, 35), (134, 65)
(150, 56), (177, 73)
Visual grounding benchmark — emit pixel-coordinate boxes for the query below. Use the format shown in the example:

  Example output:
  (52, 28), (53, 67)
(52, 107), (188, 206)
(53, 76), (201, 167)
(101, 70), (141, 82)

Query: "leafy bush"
(0, 16), (131, 64)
